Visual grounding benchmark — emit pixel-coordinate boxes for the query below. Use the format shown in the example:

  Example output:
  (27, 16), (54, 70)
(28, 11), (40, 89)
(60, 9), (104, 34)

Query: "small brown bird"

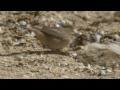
(28, 25), (73, 50)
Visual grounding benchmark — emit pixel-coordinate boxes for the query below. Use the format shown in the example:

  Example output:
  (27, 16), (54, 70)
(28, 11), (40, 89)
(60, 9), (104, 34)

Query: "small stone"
(25, 31), (35, 37)
(91, 33), (102, 42)
(31, 68), (39, 72)
(13, 39), (26, 46)
(113, 34), (120, 41)
(55, 23), (62, 27)
(114, 11), (120, 18)
(74, 56), (81, 62)
(17, 55), (24, 60)
(99, 30), (105, 35)
(22, 75), (30, 79)
(112, 63), (119, 69)
(21, 39), (26, 43)
(99, 70), (107, 76)
(72, 52), (78, 57)
(87, 64), (93, 70)
(79, 63), (85, 71)
(106, 68), (112, 73)
(43, 65), (49, 70)
(74, 11), (78, 14)
(60, 68), (66, 73)
(6, 37), (13, 45)
(60, 62), (69, 67)
(3, 59), (10, 62)
(73, 28), (78, 34)
(19, 21), (27, 26)
(60, 75), (69, 79)
(0, 27), (4, 34)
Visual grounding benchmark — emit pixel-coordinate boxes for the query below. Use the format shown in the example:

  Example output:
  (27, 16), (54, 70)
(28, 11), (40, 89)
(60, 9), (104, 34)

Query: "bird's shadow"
(0, 50), (70, 56)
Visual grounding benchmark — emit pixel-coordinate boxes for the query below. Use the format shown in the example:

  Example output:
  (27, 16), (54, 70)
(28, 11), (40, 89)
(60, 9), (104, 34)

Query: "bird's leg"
(52, 47), (70, 55)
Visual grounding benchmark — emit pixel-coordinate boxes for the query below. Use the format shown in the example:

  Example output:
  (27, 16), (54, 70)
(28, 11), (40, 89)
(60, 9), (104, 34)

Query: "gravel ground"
(0, 11), (120, 79)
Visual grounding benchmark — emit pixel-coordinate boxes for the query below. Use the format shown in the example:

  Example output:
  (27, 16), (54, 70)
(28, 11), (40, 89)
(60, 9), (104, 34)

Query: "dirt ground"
(0, 11), (120, 79)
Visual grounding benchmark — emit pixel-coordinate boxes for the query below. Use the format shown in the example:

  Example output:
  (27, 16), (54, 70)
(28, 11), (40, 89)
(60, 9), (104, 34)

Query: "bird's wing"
(33, 26), (70, 40)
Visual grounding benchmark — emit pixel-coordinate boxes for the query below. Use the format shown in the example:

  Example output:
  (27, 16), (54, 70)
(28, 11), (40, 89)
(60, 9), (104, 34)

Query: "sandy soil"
(0, 11), (120, 79)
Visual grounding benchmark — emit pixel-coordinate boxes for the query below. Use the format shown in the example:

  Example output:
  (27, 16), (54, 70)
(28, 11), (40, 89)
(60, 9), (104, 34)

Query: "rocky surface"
(0, 11), (120, 79)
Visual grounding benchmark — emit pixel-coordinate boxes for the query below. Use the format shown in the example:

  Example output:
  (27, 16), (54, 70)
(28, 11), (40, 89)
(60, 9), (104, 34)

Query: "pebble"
(60, 62), (69, 67)
(74, 11), (78, 14)
(60, 68), (67, 73)
(106, 68), (112, 73)
(72, 52), (78, 57)
(13, 39), (26, 46)
(112, 34), (120, 40)
(87, 64), (93, 70)
(60, 75), (69, 79)
(0, 27), (4, 34)
(73, 28), (78, 34)
(91, 33), (102, 43)
(6, 37), (13, 45)
(22, 75), (30, 79)
(79, 63), (85, 71)
(25, 31), (36, 37)
(48, 17), (56, 22)
(19, 21), (27, 26)
(114, 11), (120, 18)
(99, 30), (105, 35)
(112, 63), (119, 69)
(99, 70), (107, 76)
(55, 23), (62, 27)
(43, 65), (49, 70)
(74, 55), (82, 62)
(2, 59), (10, 62)
(17, 55), (24, 60)
(71, 52), (82, 62)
